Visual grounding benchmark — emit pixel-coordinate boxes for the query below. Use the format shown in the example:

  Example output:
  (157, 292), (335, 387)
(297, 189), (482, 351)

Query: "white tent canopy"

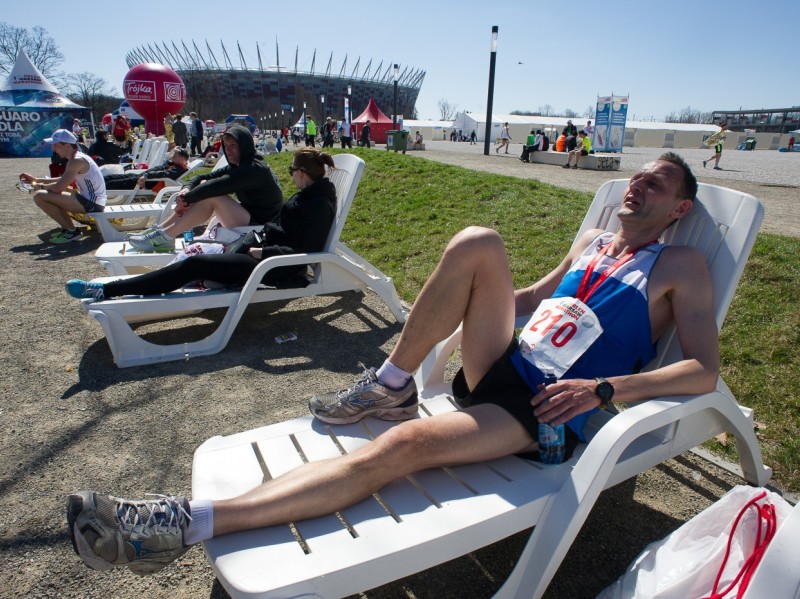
(0, 49), (59, 93)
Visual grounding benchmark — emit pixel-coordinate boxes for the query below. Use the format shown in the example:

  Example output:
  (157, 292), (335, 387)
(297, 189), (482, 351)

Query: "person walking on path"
(703, 123), (728, 170)
(305, 117), (317, 147)
(360, 120), (371, 148)
(496, 122), (512, 153)
(190, 112), (204, 156)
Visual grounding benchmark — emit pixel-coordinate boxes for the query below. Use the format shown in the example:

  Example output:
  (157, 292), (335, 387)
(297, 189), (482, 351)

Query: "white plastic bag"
(167, 241), (224, 265)
(597, 485), (792, 599)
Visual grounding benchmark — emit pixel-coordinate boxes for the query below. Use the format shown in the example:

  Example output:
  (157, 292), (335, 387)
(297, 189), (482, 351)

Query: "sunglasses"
(288, 165), (305, 174)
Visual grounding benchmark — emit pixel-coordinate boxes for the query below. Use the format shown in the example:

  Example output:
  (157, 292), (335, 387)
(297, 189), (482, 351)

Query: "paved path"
(411, 141), (800, 237)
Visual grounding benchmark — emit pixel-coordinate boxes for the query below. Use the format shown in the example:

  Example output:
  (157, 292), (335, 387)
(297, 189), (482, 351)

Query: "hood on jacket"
(222, 125), (260, 167)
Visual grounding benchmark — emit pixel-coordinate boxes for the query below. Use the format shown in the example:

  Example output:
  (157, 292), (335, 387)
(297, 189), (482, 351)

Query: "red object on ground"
(123, 63), (186, 136)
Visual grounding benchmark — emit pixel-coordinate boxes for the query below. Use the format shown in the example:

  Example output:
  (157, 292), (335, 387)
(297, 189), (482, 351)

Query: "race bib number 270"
(518, 297), (603, 378)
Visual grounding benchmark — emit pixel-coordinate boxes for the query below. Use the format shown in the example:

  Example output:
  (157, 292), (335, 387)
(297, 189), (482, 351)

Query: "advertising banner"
(0, 106), (90, 157)
(593, 95), (628, 152)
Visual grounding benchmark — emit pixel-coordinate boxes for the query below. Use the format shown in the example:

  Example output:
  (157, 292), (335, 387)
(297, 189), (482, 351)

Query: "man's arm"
(37, 158), (84, 193)
(533, 245), (720, 425)
(514, 229), (601, 316)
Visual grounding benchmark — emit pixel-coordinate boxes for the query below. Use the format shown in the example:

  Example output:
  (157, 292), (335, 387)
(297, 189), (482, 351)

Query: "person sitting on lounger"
(125, 125), (284, 253)
(66, 153), (720, 577)
(103, 148), (190, 190)
(65, 147), (337, 300)
(19, 129), (107, 244)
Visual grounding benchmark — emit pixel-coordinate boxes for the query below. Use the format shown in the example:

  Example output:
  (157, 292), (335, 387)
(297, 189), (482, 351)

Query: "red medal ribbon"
(576, 239), (657, 303)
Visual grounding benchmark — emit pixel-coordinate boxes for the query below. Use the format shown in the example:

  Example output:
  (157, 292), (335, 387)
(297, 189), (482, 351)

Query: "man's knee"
(446, 226), (505, 262)
(367, 421), (429, 470)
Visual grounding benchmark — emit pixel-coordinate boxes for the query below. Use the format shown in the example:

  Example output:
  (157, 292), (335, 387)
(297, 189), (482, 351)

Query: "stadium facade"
(125, 41), (424, 127)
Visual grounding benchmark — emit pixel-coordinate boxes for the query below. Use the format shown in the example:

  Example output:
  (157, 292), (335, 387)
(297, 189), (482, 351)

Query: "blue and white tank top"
(510, 231), (667, 440)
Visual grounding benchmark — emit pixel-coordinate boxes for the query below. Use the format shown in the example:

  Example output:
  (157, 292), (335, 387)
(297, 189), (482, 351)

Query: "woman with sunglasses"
(66, 148), (337, 301)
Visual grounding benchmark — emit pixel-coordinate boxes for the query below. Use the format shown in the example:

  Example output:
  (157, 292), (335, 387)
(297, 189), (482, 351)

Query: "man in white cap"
(18, 129), (107, 243)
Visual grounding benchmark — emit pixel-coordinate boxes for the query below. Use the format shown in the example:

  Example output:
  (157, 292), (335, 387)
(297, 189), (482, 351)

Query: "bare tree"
(0, 23), (63, 80)
(63, 72), (120, 123)
(537, 104), (553, 116)
(664, 105), (713, 124)
(583, 105), (595, 119)
(438, 98), (457, 121)
(563, 108), (579, 118)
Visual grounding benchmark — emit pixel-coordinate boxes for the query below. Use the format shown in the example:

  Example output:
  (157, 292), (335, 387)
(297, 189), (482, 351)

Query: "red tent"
(352, 98), (395, 144)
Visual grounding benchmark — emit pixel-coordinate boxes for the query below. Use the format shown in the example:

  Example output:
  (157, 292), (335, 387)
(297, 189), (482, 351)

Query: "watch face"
(596, 381), (614, 401)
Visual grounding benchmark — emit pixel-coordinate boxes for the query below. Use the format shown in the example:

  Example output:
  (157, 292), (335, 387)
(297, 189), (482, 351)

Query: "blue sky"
(6, 0), (799, 121)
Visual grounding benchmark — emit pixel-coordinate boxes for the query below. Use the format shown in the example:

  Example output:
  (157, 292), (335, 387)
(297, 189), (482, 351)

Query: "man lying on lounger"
(67, 152), (719, 575)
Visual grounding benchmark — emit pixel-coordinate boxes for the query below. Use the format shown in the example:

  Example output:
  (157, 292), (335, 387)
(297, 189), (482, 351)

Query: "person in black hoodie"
(66, 147), (337, 299)
(126, 125), (283, 252)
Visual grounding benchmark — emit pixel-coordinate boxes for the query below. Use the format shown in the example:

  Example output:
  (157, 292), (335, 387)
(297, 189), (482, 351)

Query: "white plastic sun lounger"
(78, 153), (408, 367)
(191, 180), (771, 599)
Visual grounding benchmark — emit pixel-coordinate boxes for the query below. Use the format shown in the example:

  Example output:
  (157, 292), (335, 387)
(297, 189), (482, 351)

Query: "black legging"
(105, 253), (261, 297)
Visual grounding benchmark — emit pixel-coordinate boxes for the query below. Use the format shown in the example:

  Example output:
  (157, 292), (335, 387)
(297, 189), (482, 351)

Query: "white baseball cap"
(44, 129), (78, 144)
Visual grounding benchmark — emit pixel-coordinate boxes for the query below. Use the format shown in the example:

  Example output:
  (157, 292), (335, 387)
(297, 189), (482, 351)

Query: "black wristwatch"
(594, 377), (614, 410)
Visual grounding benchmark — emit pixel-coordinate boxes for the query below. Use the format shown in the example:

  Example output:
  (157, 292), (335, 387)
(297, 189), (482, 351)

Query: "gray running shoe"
(67, 491), (191, 575)
(127, 228), (173, 253)
(126, 225), (160, 240)
(309, 367), (418, 424)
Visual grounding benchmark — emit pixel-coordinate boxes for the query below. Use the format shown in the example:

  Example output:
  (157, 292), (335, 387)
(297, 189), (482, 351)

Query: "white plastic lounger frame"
(104, 158), (204, 207)
(79, 154), (407, 367)
(191, 180), (771, 599)
(88, 156), (227, 242)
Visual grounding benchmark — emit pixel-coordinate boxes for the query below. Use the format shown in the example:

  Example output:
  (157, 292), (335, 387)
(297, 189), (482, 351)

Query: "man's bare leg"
(33, 191), (85, 229)
(212, 403), (535, 537)
(387, 226), (515, 389)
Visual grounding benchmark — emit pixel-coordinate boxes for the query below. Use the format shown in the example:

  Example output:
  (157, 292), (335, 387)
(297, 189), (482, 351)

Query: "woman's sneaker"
(66, 491), (191, 575)
(127, 228), (174, 252)
(65, 279), (105, 302)
(309, 367), (418, 424)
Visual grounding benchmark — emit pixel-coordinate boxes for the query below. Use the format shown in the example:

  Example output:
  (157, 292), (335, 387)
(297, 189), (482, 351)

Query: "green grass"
(266, 148), (800, 492)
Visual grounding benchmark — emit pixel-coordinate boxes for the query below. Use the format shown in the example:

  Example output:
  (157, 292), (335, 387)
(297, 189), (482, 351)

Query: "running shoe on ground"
(309, 366), (418, 424)
(50, 228), (83, 243)
(127, 228), (173, 252)
(67, 491), (191, 575)
(66, 279), (105, 302)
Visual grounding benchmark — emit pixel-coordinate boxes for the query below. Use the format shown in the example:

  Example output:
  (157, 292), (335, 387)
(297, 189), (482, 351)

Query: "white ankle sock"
(184, 499), (214, 545)
(376, 360), (412, 389)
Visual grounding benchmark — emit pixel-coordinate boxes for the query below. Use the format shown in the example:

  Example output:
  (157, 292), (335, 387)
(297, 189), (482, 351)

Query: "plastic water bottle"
(183, 230), (194, 244)
(538, 368), (565, 465)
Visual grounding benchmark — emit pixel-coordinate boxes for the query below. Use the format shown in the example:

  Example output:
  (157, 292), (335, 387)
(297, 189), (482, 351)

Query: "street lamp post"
(392, 64), (399, 130)
(483, 26), (499, 156)
(346, 84), (352, 123)
(303, 101), (307, 145)
(321, 94), (325, 121)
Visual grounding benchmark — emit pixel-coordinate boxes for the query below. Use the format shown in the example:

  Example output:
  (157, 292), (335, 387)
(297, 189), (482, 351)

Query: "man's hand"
(531, 378), (601, 426)
(137, 176), (146, 189)
(19, 173), (35, 184)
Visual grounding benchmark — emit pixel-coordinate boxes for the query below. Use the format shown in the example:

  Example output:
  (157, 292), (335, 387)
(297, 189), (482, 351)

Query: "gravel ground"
(0, 152), (792, 599)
